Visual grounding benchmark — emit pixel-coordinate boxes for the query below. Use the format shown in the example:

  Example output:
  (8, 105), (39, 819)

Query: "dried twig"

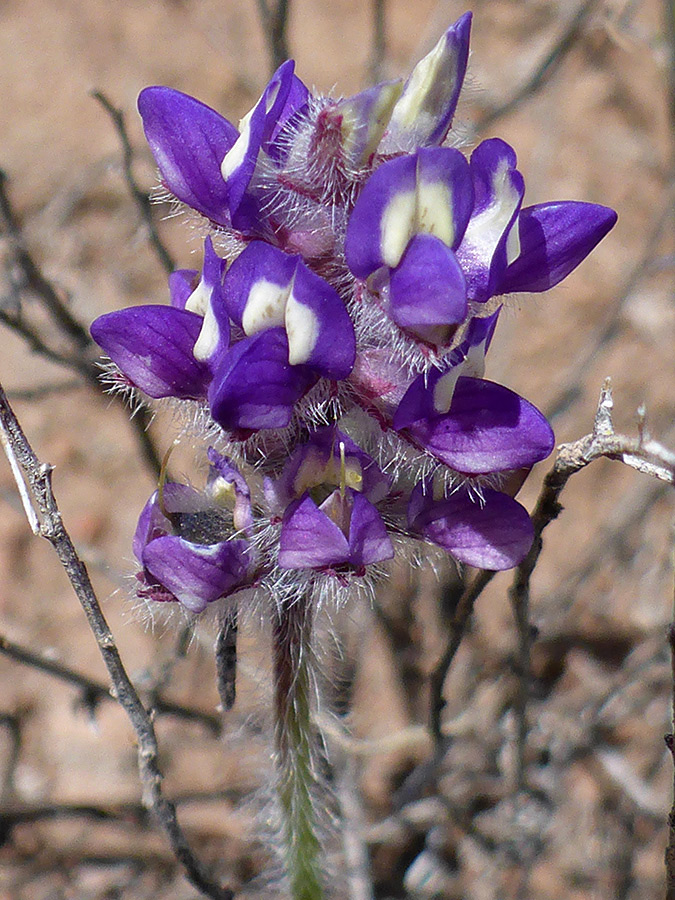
(0, 170), (91, 349)
(0, 632), (222, 735)
(429, 568), (496, 742)
(510, 381), (674, 795)
(0, 170), (162, 477)
(666, 528), (675, 899)
(476, 0), (601, 131)
(368, 0), (387, 86)
(92, 91), (175, 275)
(256, 0), (292, 74)
(0, 382), (233, 900)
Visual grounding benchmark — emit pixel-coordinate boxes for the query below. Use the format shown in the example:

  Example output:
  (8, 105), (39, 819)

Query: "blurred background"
(0, 1), (673, 897)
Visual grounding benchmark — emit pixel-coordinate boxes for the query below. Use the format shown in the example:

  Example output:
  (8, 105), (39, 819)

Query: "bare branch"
(92, 90), (176, 275)
(256, 0), (292, 73)
(476, 0), (601, 131)
(0, 632), (222, 735)
(0, 169), (91, 349)
(428, 568), (495, 743)
(509, 380), (674, 795)
(0, 170), (162, 478)
(368, 0), (387, 86)
(0, 382), (233, 900)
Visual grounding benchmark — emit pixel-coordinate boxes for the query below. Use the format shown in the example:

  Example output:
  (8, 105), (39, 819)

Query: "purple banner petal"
(498, 201), (618, 294)
(138, 87), (237, 225)
(285, 262), (355, 379)
(456, 139), (524, 303)
(91, 306), (210, 400)
(345, 154), (417, 278)
(222, 60), (296, 228)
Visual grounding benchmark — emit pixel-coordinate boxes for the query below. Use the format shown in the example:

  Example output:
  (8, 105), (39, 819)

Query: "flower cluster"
(91, 12), (616, 614)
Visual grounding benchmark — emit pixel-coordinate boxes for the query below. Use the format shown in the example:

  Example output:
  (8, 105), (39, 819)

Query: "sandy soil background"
(0, 1), (673, 898)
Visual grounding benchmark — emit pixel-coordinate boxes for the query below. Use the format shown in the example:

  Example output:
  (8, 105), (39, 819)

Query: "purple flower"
(94, 11), (620, 594)
(134, 478), (250, 614)
(271, 428), (394, 571)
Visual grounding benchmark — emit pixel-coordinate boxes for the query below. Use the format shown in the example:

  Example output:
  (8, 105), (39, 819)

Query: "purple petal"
(91, 306), (210, 400)
(185, 238), (231, 367)
(456, 139), (524, 303)
(380, 12), (472, 151)
(279, 427), (390, 505)
(285, 262), (355, 379)
(267, 73), (311, 161)
(408, 483), (533, 570)
(208, 328), (317, 430)
(389, 233), (467, 343)
(142, 535), (249, 613)
(498, 202), (618, 294)
(221, 60), (296, 228)
(138, 87), (237, 225)
(169, 269), (198, 309)
(223, 242), (355, 379)
(329, 81), (403, 168)
(278, 493), (350, 569)
(393, 311), (501, 429)
(223, 241), (298, 329)
(133, 482), (205, 561)
(345, 154), (417, 278)
(347, 491), (394, 566)
(206, 448), (253, 532)
(416, 147), (474, 250)
(399, 377), (555, 474)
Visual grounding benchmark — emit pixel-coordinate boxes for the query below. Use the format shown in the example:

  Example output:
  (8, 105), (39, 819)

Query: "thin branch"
(92, 91), (175, 275)
(255, 0), (292, 73)
(1, 787), (244, 831)
(0, 170), (162, 478)
(0, 383), (233, 900)
(509, 380), (674, 795)
(0, 632), (221, 735)
(428, 568), (496, 743)
(0, 170), (91, 349)
(476, 0), (601, 131)
(546, 193), (674, 422)
(368, 0), (387, 86)
(6, 379), (84, 401)
(666, 523), (675, 900)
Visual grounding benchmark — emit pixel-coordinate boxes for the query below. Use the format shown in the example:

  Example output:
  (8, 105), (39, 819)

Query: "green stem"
(272, 594), (325, 900)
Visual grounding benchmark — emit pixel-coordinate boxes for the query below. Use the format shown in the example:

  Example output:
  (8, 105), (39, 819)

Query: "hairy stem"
(272, 595), (324, 900)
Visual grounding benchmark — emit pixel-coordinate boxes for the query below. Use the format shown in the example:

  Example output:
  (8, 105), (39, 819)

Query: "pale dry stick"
(368, 0), (387, 86)
(0, 632), (222, 735)
(0, 383), (233, 900)
(256, 0), (292, 74)
(92, 91), (176, 276)
(475, 0), (601, 131)
(509, 381), (674, 797)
